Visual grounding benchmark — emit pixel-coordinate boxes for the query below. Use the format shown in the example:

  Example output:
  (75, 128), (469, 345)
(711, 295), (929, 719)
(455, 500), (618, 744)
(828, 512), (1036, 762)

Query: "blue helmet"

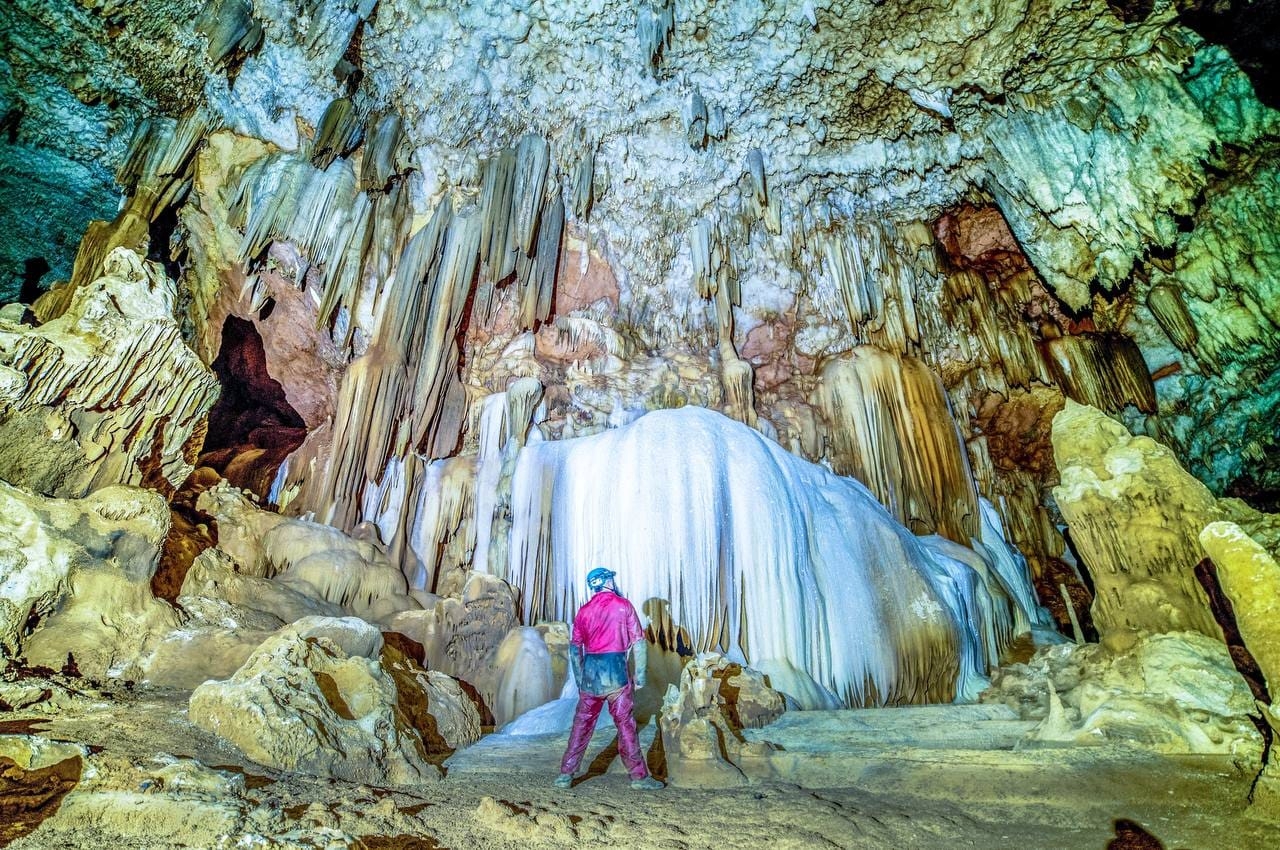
(586, 567), (616, 591)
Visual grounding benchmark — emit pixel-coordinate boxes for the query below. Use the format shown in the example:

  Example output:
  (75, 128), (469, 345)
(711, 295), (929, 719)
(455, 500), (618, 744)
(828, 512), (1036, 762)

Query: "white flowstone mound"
(0, 247), (219, 497)
(0, 481), (178, 677)
(509, 406), (1040, 707)
(189, 617), (440, 786)
(984, 631), (1262, 758)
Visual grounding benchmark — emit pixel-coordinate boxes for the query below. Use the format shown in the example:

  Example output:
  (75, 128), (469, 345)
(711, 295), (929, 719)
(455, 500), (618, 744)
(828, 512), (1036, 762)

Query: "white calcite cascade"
(508, 406), (1040, 707)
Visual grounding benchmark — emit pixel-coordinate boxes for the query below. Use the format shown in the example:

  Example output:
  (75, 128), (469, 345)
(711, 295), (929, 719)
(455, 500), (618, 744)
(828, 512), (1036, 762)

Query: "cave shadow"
(1106, 818), (1189, 850)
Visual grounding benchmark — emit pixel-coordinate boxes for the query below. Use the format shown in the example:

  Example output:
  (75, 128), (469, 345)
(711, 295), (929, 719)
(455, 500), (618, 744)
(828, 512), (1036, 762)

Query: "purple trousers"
(559, 683), (648, 780)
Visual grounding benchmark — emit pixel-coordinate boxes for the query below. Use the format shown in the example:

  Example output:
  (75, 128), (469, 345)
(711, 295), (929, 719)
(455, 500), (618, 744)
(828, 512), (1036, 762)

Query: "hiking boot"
(553, 772), (574, 788)
(630, 775), (664, 791)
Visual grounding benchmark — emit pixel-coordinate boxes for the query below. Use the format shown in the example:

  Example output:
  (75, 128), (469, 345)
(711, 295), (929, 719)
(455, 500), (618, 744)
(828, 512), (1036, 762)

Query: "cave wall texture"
(1, 0), (1278, 648)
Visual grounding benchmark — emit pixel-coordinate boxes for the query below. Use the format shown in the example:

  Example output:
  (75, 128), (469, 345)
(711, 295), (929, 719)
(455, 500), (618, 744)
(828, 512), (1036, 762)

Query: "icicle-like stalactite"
(975, 499), (1052, 638)
(310, 97), (365, 170)
(815, 346), (979, 545)
(1045, 333), (1158, 414)
(636, 0), (675, 75)
(690, 216), (757, 427)
(509, 407), (1036, 707)
(471, 392), (510, 578)
(471, 378), (546, 579)
(378, 455), (477, 594)
(360, 113), (410, 191)
(300, 199), (481, 530)
(473, 134), (564, 330)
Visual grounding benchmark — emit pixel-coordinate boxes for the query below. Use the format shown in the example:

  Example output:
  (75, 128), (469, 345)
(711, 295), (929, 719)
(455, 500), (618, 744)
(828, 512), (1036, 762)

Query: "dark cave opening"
(1178, 0), (1280, 110)
(199, 315), (307, 500)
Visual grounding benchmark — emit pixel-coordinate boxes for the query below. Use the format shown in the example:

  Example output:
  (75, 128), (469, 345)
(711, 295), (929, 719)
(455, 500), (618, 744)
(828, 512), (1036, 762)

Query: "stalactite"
(689, 215), (755, 426)
(233, 149), (412, 342)
(359, 112), (408, 191)
(311, 98), (365, 170)
(196, 0), (263, 68)
(745, 148), (767, 208)
(809, 219), (939, 357)
(515, 192), (563, 328)
(1146, 282), (1215, 373)
(1045, 332), (1158, 414)
(51, 108), (216, 308)
(687, 91), (708, 149)
(815, 346), (979, 545)
(571, 145), (595, 221)
(511, 134), (550, 258)
(300, 197), (482, 530)
(636, 0), (675, 76)
(474, 134), (565, 330)
(479, 148), (518, 291)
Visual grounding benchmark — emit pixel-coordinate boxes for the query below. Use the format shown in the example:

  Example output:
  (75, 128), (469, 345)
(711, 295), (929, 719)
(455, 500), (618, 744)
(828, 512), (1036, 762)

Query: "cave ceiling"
(1, 0), (1278, 508)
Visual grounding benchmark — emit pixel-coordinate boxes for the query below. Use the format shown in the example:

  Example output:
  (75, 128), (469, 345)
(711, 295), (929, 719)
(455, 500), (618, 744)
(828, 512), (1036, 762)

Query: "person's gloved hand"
(632, 640), (648, 689)
(570, 647), (585, 685)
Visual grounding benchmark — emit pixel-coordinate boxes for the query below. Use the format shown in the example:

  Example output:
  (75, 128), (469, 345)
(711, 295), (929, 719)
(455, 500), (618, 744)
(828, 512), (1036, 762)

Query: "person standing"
(555, 567), (664, 790)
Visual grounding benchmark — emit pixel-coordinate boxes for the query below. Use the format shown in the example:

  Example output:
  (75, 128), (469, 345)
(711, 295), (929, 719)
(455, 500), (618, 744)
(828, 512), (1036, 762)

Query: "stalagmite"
(1199, 522), (1280, 696)
(1052, 400), (1222, 641)
(508, 407), (1038, 708)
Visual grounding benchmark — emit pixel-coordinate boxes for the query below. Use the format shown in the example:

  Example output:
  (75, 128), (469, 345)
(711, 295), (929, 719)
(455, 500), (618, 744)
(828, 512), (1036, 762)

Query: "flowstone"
(509, 406), (1040, 707)
(0, 247), (219, 498)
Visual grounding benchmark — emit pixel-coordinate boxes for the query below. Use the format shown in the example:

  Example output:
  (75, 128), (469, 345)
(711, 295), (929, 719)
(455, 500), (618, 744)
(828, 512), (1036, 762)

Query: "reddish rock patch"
(934, 204), (1026, 276)
(972, 387), (1065, 476)
(554, 236), (619, 315)
(0, 753), (82, 847)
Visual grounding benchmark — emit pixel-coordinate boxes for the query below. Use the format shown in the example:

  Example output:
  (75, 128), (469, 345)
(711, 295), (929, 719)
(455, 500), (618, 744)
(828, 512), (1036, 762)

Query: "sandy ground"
(1, 681), (1275, 850)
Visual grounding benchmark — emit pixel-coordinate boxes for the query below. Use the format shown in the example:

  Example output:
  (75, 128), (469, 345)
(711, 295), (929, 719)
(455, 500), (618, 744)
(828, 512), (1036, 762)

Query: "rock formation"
(659, 653), (785, 788)
(0, 248), (219, 498)
(189, 617), (440, 786)
(0, 481), (177, 677)
(984, 631), (1263, 759)
(1052, 400), (1224, 642)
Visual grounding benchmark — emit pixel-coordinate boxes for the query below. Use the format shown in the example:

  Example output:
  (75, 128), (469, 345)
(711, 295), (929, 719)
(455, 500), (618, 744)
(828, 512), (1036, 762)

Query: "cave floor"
(2, 682), (1274, 850)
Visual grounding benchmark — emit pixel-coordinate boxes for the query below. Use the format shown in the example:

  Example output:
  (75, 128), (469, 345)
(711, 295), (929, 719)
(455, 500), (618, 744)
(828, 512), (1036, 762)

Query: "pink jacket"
(571, 590), (644, 654)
